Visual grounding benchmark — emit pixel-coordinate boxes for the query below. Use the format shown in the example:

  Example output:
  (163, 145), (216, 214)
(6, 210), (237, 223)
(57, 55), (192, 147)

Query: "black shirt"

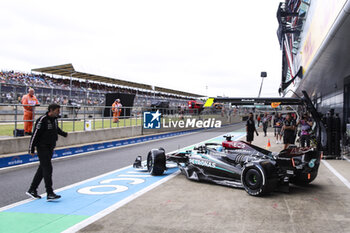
(246, 119), (256, 133)
(283, 119), (296, 136)
(29, 112), (67, 153)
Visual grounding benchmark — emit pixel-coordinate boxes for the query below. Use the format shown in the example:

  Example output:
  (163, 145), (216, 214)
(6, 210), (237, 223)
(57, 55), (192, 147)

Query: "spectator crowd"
(0, 70), (193, 107)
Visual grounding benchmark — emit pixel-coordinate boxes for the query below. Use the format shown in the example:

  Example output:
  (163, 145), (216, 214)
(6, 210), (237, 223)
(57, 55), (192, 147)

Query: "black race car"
(133, 90), (325, 196)
(133, 135), (321, 196)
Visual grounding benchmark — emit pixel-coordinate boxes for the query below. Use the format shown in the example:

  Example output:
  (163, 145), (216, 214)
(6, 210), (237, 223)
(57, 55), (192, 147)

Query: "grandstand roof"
(32, 64), (203, 98)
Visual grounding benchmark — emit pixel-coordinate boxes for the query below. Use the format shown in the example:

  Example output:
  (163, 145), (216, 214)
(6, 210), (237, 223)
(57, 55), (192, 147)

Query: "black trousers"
(263, 122), (268, 136)
(300, 135), (311, 147)
(246, 131), (254, 142)
(29, 145), (55, 194)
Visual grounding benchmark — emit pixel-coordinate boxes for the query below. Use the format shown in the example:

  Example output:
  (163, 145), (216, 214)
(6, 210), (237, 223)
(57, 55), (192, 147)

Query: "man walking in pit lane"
(246, 113), (259, 144)
(26, 103), (68, 201)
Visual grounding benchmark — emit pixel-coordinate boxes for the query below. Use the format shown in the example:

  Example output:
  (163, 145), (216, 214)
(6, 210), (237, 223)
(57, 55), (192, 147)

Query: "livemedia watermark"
(143, 110), (222, 129)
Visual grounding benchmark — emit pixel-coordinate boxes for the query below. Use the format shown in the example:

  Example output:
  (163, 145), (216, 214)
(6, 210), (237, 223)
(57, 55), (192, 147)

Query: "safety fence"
(0, 103), (238, 137)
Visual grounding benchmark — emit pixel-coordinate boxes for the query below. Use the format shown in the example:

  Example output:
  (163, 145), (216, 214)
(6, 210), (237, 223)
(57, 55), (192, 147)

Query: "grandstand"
(0, 64), (203, 108)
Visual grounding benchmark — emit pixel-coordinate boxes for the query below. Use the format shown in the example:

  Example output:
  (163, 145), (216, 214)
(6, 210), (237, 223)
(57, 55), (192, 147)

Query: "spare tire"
(241, 163), (277, 196)
(147, 149), (166, 175)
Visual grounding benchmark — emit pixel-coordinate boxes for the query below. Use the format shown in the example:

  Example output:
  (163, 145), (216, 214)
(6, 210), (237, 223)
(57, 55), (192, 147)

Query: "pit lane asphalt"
(78, 128), (350, 233)
(3, 125), (350, 233)
(0, 123), (244, 208)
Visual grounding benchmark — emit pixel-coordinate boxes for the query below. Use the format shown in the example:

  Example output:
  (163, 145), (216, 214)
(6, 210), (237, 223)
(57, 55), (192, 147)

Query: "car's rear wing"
(205, 91), (326, 150)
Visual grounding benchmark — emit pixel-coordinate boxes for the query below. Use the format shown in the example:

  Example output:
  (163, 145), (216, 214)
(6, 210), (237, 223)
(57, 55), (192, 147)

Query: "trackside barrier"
(0, 127), (206, 169)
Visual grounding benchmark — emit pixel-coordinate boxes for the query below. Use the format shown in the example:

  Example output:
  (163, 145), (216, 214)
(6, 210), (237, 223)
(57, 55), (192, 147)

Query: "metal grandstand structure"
(31, 64), (203, 98)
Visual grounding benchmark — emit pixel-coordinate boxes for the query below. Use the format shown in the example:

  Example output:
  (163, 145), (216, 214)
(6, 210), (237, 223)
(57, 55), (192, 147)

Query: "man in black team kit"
(282, 113), (296, 149)
(26, 103), (68, 201)
(246, 113), (259, 144)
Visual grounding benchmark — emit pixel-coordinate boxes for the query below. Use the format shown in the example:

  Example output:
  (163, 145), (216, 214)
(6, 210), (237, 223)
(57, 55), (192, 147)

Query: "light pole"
(258, 72), (267, 98)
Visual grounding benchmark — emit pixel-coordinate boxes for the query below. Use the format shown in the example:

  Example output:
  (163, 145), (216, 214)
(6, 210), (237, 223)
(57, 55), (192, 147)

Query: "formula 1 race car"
(134, 91), (325, 196)
(133, 135), (321, 196)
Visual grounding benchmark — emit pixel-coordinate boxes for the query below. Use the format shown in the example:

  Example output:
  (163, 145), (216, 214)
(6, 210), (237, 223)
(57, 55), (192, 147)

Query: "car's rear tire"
(241, 163), (277, 196)
(147, 149), (166, 176)
(290, 171), (318, 185)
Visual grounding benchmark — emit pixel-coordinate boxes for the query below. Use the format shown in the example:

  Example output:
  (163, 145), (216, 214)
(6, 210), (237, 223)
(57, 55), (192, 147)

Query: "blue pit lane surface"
(0, 131), (245, 233)
(5, 167), (178, 216)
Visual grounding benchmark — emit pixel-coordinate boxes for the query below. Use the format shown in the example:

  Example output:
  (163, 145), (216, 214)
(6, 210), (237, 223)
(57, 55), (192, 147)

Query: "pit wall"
(0, 115), (242, 157)
(0, 129), (206, 169)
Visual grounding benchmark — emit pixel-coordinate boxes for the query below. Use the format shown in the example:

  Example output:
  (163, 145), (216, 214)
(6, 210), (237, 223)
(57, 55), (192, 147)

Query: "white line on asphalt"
(322, 160), (350, 190)
(0, 198), (35, 213)
(343, 156), (350, 163)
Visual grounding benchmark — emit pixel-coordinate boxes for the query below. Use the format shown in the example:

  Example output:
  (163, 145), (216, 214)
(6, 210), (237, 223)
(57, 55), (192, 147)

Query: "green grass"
(0, 118), (142, 136)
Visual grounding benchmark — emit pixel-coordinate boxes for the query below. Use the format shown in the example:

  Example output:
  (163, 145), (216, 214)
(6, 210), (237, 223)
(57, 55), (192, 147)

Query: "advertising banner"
(302, 0), (347, 70)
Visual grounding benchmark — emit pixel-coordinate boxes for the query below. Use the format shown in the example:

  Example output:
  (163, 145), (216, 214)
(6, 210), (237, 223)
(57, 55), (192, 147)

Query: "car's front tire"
(147, 149), (166, 176)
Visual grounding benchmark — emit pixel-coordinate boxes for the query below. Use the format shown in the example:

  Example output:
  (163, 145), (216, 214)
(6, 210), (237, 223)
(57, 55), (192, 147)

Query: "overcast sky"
(0, 0), (282, 97)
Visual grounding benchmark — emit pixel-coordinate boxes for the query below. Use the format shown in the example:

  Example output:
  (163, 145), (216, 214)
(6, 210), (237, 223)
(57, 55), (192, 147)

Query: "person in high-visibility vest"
(22, 88), (40, 135)
(112, 99), (122, 123)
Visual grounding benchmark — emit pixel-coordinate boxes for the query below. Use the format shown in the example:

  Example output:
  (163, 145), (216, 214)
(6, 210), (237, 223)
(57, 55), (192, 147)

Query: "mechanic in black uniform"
(282, 113), (296, 149)
(246, 113), (259, 144)
(26, 103), (68, 201)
